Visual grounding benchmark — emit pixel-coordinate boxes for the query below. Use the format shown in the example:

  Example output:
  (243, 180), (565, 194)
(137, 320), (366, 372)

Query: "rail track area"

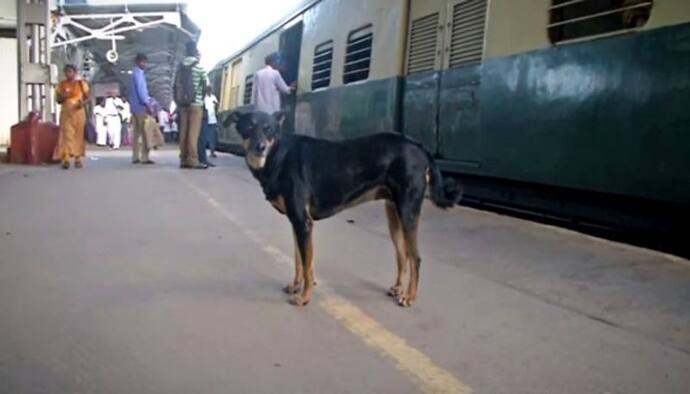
(1, 149), (689, 394)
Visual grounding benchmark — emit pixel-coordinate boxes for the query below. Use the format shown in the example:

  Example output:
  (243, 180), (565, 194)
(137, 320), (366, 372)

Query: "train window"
(343, 25), (373, 84)
(448, 0), (488, 68)
(548, 0), (653, 44)
(407, 13), (440, 74)
(243, 74), (253, 105)
(312, 40), (334, 90)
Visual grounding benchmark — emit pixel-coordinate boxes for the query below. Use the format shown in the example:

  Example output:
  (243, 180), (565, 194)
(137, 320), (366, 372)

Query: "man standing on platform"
(119, 96), (132, 146)
(128, 53), (154, 165)
(174, 42), (208, 169)
(198, 85), (219, 167)
(104, 92), (123, 150)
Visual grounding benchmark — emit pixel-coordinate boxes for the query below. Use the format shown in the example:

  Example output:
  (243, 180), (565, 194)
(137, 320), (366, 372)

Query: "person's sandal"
(142, 160), (155, 165)
(75, 161), (83, 169)
(61, 161), (70, 170)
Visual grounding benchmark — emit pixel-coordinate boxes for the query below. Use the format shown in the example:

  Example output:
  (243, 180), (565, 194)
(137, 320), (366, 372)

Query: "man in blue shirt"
(128, 53), (154, 164)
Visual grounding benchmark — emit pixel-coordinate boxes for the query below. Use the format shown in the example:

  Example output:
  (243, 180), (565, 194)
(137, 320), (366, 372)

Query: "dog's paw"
(283, 283), (301, 294)
(289, 294), (310, 307)
(387, 285), (403, 297)
(397, 294), (414, 308)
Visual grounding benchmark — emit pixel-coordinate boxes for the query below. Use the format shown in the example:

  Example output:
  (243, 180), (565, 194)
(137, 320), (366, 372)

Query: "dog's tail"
(426, 154), (463, 209)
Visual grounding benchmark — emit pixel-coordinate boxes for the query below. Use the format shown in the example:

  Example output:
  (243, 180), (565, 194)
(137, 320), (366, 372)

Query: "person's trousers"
(121, 122), (130, 146)
(179, 105), (203, 166)
(207, 123), (217, 152)
(96, 124), (107, 146)
(131, 114), (150, 162)
(198, 121), (209, 164)
(106, 116), (121, 149)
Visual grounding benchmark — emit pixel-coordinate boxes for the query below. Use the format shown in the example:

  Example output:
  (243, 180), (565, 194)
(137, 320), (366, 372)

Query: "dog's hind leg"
(397, 198), (423, 308)
(385, 201), (408, 298)
(283, 231), (304, 294)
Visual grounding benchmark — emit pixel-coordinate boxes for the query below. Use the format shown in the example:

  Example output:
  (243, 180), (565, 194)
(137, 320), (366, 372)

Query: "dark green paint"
(404, 23), (690, 204)
(294, 78), (402, 140)
(474, 23), (690, 204)
(439, 65), (482, 166)
(403, 72), (439, 153)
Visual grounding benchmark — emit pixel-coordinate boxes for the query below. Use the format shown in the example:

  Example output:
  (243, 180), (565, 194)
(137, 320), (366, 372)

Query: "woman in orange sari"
(54, 64), (90, 169)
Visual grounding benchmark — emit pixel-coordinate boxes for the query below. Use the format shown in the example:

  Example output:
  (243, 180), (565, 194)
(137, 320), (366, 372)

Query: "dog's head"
(222, 110), (285, 171)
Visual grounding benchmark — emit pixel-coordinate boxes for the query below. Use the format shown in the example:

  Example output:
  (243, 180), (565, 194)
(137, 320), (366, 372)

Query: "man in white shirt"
(158, 108), (172, 143)
(203, 86), (219, 157)
(93, 98), (107, 146)
(104, 93), (123, 149)
(198, 86), (219, 166)
(251, 52), (295, 115)
(119, 97), (131, 146)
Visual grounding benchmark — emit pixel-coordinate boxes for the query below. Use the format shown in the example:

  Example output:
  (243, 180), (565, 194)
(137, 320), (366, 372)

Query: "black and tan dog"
(223, 110), (462, 307)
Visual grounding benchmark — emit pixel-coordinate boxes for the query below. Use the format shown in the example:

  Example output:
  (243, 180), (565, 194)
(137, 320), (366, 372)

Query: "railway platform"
(1, 147), (689, 394)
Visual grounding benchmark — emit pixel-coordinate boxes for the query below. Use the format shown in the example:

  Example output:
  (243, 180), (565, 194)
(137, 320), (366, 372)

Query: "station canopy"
(52, 1), (200, 108)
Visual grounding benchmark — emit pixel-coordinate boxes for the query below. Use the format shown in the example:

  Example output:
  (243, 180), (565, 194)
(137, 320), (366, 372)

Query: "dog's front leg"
(287, 208), (314, 307)
(283, 231), (303, 294)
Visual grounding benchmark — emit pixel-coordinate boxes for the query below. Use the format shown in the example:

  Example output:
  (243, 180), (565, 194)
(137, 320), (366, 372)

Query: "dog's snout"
(255, 141), (267, 152)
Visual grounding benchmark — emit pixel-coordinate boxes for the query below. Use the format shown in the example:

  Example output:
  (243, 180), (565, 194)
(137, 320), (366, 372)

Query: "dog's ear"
(272, 111), (286, 131)
(221, 110), (242, 128)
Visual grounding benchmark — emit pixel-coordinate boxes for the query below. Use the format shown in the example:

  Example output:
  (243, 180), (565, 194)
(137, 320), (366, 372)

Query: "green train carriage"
(210, 0), (690, 234)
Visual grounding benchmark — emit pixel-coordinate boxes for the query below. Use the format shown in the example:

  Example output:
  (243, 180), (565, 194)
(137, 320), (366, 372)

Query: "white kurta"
(251, 66), (291, 115)
(104, 97), (123, 149)
(93, 105), (107, 146)
(158, 110), (171, 133)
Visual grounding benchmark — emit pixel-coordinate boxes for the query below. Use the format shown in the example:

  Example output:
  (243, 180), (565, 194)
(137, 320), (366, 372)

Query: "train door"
(220, 65), (232, 111)
(437, 0), (486, 166)
(403, 0), (486, 166)
(403, 0), (447, 154)
(279, 19), (304, 133)
(228, 59), (243, 109)
(218, 59), (244, 147)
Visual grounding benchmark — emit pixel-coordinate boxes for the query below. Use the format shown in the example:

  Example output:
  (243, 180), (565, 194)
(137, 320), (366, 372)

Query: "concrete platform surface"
(1, 147), (689, 394)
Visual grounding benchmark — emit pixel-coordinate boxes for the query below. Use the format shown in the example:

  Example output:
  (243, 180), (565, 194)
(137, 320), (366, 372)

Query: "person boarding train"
(251, 52), (295, 115)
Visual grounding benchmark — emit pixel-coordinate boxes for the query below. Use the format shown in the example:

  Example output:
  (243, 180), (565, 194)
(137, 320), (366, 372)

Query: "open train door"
(279, 19), (304, 133)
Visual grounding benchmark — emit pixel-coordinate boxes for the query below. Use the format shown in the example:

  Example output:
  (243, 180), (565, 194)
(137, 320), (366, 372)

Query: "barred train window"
(312, 40), (334, 90)
(343, 25), (373, 84)
(549, 0), (653, 44)
(448, 0), (488, 68)
(407, 12), (440, 74)
(243, 75), (253, 105)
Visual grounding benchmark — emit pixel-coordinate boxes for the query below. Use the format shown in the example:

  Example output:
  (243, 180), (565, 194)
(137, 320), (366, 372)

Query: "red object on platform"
(9, 112), (59, 165)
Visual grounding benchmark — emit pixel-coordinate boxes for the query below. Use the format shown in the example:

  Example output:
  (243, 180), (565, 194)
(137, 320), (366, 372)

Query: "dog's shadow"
(319, 274), (394, 305)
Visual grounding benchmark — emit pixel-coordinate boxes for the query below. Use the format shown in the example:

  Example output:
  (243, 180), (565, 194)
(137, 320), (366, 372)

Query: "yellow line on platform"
(179, 174), (473, 394)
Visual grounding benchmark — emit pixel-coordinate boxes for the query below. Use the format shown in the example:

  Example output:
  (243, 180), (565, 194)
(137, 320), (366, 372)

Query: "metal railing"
(548, 1), (653, 29)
